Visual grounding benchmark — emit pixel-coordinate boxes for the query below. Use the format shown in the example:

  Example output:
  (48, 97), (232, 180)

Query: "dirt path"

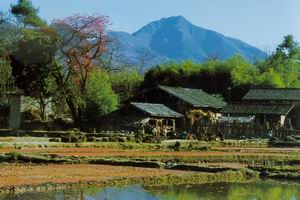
(0, 164), (192, 188)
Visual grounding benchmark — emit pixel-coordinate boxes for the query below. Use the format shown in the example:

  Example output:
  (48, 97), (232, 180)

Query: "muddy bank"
(0, 164), (258, 195)
(248, 165), (300, 180)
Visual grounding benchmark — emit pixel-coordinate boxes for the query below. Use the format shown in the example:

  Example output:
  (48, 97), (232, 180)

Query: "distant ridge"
(109, 16), (267, 68)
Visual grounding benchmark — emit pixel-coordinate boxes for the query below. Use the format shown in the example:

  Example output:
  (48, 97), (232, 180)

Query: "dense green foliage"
(83, 69), (119, 121)
(10, 32), (56, 97)
(142, 37), (300, 100)
(7, 1), (57, 120)
(142, 56), (252, 100)
(109, 69), (143, 103)
(11, 0), (46, 27)
(257, 35), (300, 87)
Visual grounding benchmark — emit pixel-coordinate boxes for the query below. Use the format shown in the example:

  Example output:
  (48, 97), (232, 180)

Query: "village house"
(128, 85), (227, 127)
(220, 102), (294, 127)
(221, 88), (300, 130)
(100, 85), (227, 136)
(99, 102), (183, 135)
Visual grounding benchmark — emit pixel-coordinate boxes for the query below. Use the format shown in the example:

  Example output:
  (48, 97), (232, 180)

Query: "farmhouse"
(99, 102), (183, 135)
(222, 88), (300, 129)
(220, 102), (294, 128)
(244, 88), (300, 129)
(129, 85), (226, 126)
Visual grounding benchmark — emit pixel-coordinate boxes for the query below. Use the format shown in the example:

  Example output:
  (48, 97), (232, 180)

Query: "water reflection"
(149, 181), (300, 200)
(1, 181), (300, 200)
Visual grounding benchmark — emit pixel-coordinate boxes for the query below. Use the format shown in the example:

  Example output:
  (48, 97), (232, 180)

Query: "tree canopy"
(10, 32), (57, 96)
(83, 69), (118, 121)
(11, 0), (46, 27)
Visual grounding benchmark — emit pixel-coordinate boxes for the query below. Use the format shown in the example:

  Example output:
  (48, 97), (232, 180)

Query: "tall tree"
(11, 0), (46, 27)
(274, 35), (300, 60)
(10, 32), (57, 120)
(259, 35), (300, 88)
(51, 14), (111, 124)
(83, 69), (118, 121)
(7, 0), (57, 120)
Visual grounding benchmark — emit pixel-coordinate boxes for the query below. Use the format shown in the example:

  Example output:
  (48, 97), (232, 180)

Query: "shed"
(243, 88), (300, 129)
(98, 102), (183, 135)
(221, 103), (294, 127)
(130, 102), (183, 135)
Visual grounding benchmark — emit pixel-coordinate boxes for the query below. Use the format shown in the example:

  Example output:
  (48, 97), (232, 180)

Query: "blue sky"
(1, 0), (299, 51)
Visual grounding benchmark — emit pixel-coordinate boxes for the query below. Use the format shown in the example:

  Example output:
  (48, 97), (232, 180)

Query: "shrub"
(22, 109), (42, 122)
(198, 146), (210, 151)
(126, 136), (135, 142)
(142, 136), (162, 144)
(49, 138), (60, 142)
(117, 137), (127, 143)
(87, 137), (96, 142)
(173, 141), (181, 151)
(8, 152), (20, 160)
(135, 138), (142, 143)
(61, 131), (87, 143)
(109, 137), (117, 142)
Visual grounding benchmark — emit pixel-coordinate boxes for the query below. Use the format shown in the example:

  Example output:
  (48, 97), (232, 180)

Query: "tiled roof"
(130, 102), (183, 118)
(243, 89), (300, 101)
(221, 103), (294, 115)
(159, 85), (226, 109)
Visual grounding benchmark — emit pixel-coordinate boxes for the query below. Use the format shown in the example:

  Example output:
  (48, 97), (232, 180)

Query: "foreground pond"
(2, 181), (300, 200)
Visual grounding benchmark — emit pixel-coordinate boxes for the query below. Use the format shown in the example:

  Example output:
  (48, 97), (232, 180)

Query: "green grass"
(0, 137), (269, 149)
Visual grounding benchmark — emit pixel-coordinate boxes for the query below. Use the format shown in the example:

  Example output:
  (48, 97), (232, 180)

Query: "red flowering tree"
(51, 14), (112, 124)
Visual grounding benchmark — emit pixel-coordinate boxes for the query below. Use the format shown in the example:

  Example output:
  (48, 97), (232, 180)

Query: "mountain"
(110, 16), (267, 68)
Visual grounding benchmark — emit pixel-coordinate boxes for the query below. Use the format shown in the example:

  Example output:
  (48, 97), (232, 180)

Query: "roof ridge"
(249, 88), (300, 90)
(221, 103), (294, 115)
(159, 85), (226, 108)
(158, 85), (204, 92)
(130, 101), (183, 118)
(228, 102), (294, 106)
(131, 102), (163, 105)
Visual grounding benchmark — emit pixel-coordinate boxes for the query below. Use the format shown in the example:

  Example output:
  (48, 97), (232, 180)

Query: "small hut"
(99, 102), (183, 135)
(243, 88), (300, 129)
(220, 102), (294, 128)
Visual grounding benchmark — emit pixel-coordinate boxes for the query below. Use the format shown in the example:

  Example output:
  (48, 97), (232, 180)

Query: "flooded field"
(1, 180), (299, 200)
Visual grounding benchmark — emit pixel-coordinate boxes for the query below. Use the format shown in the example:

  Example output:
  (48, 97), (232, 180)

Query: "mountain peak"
(111, 16), (266, 69)
(132, 15), (193, 41)
(160, 15), (189, 23)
